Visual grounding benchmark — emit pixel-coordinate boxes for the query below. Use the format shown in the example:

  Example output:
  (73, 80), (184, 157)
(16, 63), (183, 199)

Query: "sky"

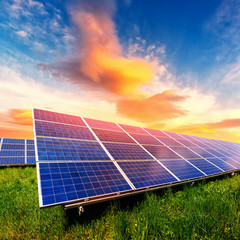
(0, 0), (240, 142)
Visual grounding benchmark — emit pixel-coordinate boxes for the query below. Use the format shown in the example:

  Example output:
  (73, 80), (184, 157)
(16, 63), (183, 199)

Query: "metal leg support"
(78, 206), (84, 216)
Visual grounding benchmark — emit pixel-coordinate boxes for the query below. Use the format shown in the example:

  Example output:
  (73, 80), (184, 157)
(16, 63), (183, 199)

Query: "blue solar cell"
(34, 109), (86, 126)
(27, 151), (35, 156)
(3, 138), (25, 144)
(155, 137), (183, 147)
(39, 161), (132, 207)
(103, 142), (153, 160)
(1, 144), (25, 150)
(0, 150), (25, 157)
(35, 120), (95, 140)
(169, 147), (200, 159)
(129, 133), (163, 145)
(92, 128), (135, 143)
(84, 117), (122, 131)
(188, 159), (223, 175)
(205, 158), (235, 171)
(143, 145), (181, 160)
(27, 156), (36, 164)
(0, 157), (25, 165)
(118, 161), (178, 189)
(119, 124), (147, 134)
(27, 140), (34, 144)
(188, 148), (216, 158)
(144, 128), (169, 137)
(27, 144), (35, 150)
(201, 148), (226, 158)
(160, 159), (205, 180)
(37, 137), (111, 161)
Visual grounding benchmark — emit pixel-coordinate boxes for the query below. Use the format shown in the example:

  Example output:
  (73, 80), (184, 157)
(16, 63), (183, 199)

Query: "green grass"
(0, 167), (239, 239)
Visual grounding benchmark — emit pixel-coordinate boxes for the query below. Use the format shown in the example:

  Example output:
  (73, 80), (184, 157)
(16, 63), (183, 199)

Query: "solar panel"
(0, 138), (36, 166)
(37, 137), (111, 161)
(39, 161), (132, 206)
(34, 109), (86, 126)
(92, 128), (135, 143)
(143, 145), (181, 160)
(84, 118), (122, 131)
(128, 133), (163, 145)
(35, 120), (95, 140)
(160, 159), (205, 180)
(102, 142), (153, 160)
(117, 161), (178, 188)
(33, 108), (240, 208)
(119, 124), (147, 134)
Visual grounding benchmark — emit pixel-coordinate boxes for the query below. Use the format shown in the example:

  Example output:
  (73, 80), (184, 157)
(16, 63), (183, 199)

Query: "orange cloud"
(169, 118), (240, 142)
(7, 109), (33, 126)
(70, 9), (155, 95)
(0, 109), (33, 139)
(117, 90), (188, 122)
(0, 126), (34, 139)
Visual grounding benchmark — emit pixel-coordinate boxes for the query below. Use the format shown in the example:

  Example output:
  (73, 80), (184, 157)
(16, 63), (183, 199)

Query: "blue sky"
(0, 0), (240, 141)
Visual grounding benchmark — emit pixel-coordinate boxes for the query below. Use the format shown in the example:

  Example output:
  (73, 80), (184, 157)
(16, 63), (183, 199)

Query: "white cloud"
(16, 30), (28, 37)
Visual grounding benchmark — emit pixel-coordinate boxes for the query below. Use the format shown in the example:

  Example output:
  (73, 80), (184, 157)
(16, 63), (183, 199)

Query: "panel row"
(0, 138), (36, 166)
(33, 109), (240, 208)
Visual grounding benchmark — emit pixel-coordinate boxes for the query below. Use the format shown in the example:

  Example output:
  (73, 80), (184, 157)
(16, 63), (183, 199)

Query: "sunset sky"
(1, 0), (240, 142)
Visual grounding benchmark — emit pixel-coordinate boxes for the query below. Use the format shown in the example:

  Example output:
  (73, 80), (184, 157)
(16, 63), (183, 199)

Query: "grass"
(0, 167), (239, 239)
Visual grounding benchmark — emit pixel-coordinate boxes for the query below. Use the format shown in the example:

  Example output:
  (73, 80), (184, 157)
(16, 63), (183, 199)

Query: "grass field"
(0, 166), (239, 239)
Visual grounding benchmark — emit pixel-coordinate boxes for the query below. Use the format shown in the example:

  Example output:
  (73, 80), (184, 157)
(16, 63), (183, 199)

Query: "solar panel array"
(0, 138), (36, 166)
(33, 109), (240, 208)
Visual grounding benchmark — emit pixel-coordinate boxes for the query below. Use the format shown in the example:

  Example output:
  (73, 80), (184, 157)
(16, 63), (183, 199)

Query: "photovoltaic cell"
(0, 157), (25, 165)
(169, 147), (200, 159)
(27, 157), (36, 164)
(188, 158), (223, 175)
(3, 138), (25, 144)
(144, 128), (169, 137)
(129, 133), (163, 145)
(205, 158), (235, 171)
(35, 120), (95, 141)
(34, 109), (86, 126)
(0, 150), (25, 157)
(92, 128), (135, 143)
(201, 148), (226, 158)
(103, 142), (153, 160)
(84, 118), (122, 131)
(143, 145), (181, 160)
(119, 124), (147, 134)
(27, 140), (34, 144)
(118, 161), (178, 189)
(37, 137), (111, 161)
(220, 157), (240, 169)
(174, 139), (198, 148)
(39, 161), (132, 207)
(27, 144), (35, 150)
(155, 137), (183, 147)
(1, 144), (25, 150)
(188, 148), (216, 158)
(160, 159), (205, 180)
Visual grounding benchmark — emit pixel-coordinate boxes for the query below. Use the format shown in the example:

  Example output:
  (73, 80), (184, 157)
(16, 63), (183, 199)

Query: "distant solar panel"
(0, 138), (36, 166)
(33, 108), (240, 208)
